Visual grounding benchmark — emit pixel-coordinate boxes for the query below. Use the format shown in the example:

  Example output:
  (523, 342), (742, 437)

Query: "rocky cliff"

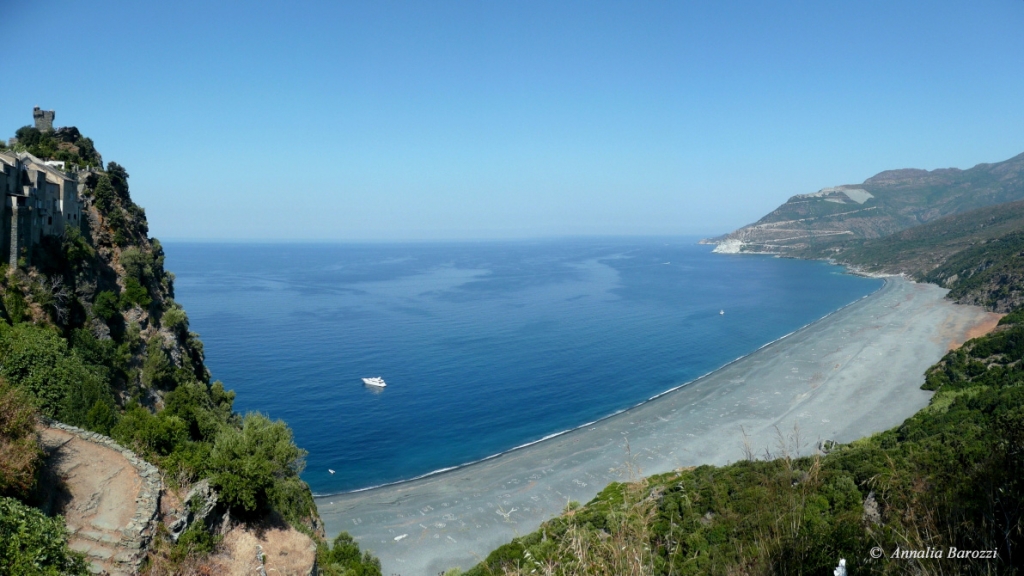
(0, 116), (327, 575)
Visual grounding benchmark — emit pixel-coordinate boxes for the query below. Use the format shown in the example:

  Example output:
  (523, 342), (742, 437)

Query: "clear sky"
(2, 1), (1023, 241)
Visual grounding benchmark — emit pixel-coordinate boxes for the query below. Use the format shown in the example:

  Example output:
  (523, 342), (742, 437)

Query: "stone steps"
(68, 536), (117, 575)
(67, 516), (152, 574)
(42, 421), (164, 576)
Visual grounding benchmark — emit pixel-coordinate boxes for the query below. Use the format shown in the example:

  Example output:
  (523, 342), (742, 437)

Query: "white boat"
(362, 377), (387, 388)
(719, 309), (725, 315)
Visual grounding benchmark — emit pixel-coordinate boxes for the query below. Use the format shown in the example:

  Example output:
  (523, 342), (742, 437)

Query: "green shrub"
(317, 532), (382, 576)
(141, 337), (173, 389)
(171, 522), (220, 561)
(69, 328), (127, 383)
(208, 413), (307, 519)
(120, 277), (151, 309)
(162, 306), (188, 334)
(112, 404), (190, 458)
(10, 125), (100, 169)
(3, 287), (28, 324)
(93, 290), (119, 321)
(106, 162), (130, 202)
(0, 496), (89, 576)
(0, 323), (116, 430)
(119, 247), (152, 282)
(62, 225), (93, 267)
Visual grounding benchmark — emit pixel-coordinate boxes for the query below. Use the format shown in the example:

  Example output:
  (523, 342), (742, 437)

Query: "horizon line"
(157, 233), (717, 245)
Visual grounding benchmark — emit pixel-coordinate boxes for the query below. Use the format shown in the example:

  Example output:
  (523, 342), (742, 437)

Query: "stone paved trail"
(39, 425), (160, 575)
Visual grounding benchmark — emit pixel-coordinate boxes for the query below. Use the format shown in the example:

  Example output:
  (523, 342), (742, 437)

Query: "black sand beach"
(317, 277), (999, 574)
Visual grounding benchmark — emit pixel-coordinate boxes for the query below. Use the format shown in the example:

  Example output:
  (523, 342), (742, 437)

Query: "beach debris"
(394, 534), (407, 541)
(818, 439), (839, 454)
(496, 506), (518, 522)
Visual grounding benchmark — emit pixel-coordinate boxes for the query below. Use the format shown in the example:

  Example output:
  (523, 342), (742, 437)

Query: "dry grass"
(0, 378), (41, 497)
(493, 442), (659, 576)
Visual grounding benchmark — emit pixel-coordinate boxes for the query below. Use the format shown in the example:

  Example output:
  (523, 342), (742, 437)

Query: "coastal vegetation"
(831, 199), (1024, 311)
(468, 292), (1024, 575)
(0, 122), (363, 573)
(0, 496), (89, 576)
(0, 379), (89, 575)
(466, 159), (1024, 575)
(317, 532), (384, 576)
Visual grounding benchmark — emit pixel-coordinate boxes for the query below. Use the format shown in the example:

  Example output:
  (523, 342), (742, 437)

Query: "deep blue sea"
(164, 238), (881, 495)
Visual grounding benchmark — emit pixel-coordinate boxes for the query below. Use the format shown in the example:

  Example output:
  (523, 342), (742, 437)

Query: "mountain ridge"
(706, 150), (1024, 256)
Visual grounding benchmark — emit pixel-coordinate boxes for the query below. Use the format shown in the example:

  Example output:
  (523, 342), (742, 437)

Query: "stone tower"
(33, 107), (55, 132)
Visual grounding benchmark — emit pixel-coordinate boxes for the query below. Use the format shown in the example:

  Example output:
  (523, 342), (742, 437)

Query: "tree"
(13, 126), (42, 148)
(92, 174), (115, 214)
(106, 162), (130, 201)
(208, 413), (307, 518)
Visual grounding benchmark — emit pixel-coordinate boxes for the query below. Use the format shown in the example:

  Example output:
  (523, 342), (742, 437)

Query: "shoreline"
(317, 276), (998, 575)
(314, 275), (886, 499)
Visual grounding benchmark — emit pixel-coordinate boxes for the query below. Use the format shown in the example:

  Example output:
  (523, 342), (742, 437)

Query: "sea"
(163, 238), (881, 495)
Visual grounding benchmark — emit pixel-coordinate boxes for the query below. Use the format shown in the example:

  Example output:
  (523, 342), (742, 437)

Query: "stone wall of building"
(1, 149), (83, 266)
(33, 106), (55, 132)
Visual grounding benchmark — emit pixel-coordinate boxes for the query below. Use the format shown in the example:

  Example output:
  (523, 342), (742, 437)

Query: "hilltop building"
(1, 108), (89, 266)
(33, 107), (55, 132)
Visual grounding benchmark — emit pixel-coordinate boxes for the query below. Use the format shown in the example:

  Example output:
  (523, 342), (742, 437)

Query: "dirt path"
(38, 425), (160, 575)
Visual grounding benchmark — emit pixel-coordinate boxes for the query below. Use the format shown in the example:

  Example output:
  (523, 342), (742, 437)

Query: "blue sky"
(2, 1), (1023, 241)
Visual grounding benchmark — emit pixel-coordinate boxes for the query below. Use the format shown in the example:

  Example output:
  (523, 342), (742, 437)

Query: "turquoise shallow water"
(164, 238), (881, 494)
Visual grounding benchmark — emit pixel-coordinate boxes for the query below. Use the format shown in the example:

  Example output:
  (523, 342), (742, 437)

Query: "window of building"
(48, 217), (53, 225)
